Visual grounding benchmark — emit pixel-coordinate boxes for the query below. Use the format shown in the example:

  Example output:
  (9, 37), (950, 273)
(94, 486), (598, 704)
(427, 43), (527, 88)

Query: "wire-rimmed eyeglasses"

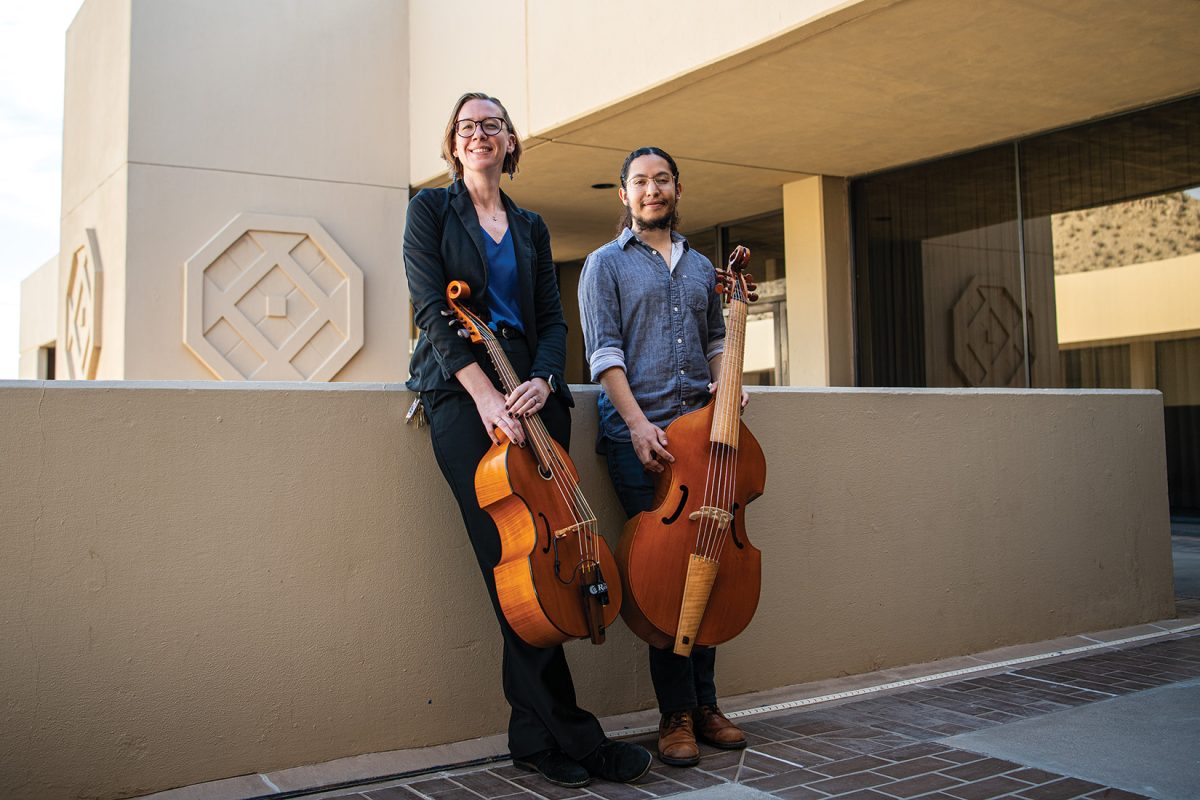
(455, 117), (507, 138)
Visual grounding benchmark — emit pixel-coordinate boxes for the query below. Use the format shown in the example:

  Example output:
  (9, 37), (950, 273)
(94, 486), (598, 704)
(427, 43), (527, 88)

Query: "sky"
(0, 2), (82, 379)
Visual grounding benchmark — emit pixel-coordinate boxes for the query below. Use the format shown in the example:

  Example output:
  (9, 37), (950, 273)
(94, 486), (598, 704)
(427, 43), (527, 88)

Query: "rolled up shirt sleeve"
(578, 252), (626, 381)
(705, 263), (726, 362)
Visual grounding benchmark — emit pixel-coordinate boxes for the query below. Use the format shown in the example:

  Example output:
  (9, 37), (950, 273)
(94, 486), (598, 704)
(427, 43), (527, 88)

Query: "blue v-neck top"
(484, 227), (523, 333)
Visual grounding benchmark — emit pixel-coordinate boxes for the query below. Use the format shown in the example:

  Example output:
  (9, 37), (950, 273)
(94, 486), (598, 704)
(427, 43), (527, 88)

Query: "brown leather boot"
(657, 710), (700, 766)
(693, 704), (747, 750)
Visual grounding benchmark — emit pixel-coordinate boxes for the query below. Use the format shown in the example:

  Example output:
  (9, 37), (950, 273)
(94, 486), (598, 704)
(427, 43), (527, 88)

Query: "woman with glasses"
(403, 92), (651, 789)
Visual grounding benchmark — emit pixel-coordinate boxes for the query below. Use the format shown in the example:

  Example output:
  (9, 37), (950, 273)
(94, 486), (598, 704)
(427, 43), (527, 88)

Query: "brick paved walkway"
(332, 631), (1200, 800)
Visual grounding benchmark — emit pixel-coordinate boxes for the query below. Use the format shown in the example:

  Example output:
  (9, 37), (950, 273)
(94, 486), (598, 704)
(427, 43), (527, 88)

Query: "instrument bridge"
(553, 520), (595, 539)
(688, 505), (732, 529)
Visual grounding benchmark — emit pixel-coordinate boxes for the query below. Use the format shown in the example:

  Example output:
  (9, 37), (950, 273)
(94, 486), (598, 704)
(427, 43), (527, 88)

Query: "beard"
(629, 200), (678, 232)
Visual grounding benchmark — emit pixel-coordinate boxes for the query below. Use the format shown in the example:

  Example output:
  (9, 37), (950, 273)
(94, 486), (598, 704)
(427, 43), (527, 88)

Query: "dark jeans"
(422, 339), (605, 761)
(603, 436), (718, 714)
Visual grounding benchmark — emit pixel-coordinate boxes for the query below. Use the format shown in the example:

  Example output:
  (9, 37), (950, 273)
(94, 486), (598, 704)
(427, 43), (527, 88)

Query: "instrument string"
(712, 276), (747, 564)
(485, 337), (596, 567)
(470, 314), (597, 571)
(697, 265), (747, 564)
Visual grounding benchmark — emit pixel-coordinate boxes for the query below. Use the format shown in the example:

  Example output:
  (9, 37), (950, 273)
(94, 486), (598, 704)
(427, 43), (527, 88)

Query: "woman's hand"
(507, 378), (551, 419)
(456, 362), (525, 446)
(708, 381), (750, 411)
(474, 385), (525, 446)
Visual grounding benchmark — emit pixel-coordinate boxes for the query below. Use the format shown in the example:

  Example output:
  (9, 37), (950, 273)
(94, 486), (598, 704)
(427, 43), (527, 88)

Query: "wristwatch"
(533, 372), (558, 394)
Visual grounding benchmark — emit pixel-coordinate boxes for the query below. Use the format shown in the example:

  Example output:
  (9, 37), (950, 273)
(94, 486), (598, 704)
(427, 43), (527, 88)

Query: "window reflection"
(852, 93), (1200, 514)
(686, 212), (788, 385)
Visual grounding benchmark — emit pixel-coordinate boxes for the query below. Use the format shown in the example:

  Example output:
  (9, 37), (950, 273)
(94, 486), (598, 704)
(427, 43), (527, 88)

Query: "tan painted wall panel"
(0, 382), (1173, 799)
(524, 0), (852, 133)
(18, 257), (59, 378)
(122, 164), (410, 382)
(58, 166), (129, 380)
(61, 0), (131, 217)
(407, 0), (529, 186)
(1055, 253), (1200, 348)
(128, 0), (408, 188)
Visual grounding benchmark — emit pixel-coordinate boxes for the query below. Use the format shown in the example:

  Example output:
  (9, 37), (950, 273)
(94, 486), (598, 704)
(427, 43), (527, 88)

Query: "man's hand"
(507, 378), (550, 418)
(708, 381), (750, 411)
(629, 418), (673, 473)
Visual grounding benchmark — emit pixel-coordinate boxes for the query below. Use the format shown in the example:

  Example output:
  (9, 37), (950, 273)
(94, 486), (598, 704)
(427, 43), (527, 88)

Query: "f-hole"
(730, 502), (744, 549)
(539, 513), (552, 553)
(662, 485), (689, 525)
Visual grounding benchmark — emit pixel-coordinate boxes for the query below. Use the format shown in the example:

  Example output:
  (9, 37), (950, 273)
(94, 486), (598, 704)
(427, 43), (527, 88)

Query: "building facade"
(18, 0), (1200, 510)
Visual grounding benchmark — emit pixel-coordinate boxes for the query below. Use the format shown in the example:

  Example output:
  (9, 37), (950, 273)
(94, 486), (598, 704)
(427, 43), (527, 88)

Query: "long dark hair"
(441, 92), (522, 181)
(617, 146), (681, 234)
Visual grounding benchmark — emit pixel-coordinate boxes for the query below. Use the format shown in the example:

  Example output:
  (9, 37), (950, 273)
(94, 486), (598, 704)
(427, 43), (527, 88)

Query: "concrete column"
(782, 176), (854, 386)
(1129, 340), (1157, 390)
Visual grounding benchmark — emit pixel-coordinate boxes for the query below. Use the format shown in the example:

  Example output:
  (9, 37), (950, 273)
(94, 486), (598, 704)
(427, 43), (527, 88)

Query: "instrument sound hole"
(538, 465), (553, 480)
(539, 512), (552, 553)
(662, 485), (689, 525)
(730, 502), (744, 549)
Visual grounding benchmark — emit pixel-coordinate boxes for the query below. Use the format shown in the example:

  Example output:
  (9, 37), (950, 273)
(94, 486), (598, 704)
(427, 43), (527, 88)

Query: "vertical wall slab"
(58, 0), (133, 380)
(18, 257), (60, 379)
(124, 0), (410, 381)
(54, 0), (411, 382)
(407, 0), (528, 185)
(783, 175), (854, 386)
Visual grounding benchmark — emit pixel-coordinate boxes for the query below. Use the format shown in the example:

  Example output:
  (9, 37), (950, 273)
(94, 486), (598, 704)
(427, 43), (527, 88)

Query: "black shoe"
(512, 749), (590, 788)
(579, 739), (653, 783)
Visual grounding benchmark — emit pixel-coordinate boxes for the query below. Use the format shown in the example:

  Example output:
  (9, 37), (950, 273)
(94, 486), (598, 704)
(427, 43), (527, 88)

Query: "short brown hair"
(441, 92), (522, 181)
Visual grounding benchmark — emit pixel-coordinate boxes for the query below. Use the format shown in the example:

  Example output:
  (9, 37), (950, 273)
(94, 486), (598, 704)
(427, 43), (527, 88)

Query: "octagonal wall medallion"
(951, 276), (1032, 388)
(184, 213), (365, 381)
(65, 228), (103, 380)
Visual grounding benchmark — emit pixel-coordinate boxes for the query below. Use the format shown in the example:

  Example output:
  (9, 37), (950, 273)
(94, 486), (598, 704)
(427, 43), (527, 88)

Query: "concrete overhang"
(416, 0), (1200, 261)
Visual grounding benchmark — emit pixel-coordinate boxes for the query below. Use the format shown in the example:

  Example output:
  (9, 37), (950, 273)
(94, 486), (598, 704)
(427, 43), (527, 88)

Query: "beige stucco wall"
(18, 257), (59, 379)
(1055, 252), (1200, 349)
(61, 0), (131, 218)
(0, 381), (1173, 800)
(407, 0), (856, 184)
(51, 0), (411, 383)
(57, 0), (134, 381)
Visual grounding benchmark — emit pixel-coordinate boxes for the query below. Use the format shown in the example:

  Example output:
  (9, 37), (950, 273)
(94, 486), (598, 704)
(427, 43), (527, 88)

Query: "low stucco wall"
(0, 382), (1174, 799)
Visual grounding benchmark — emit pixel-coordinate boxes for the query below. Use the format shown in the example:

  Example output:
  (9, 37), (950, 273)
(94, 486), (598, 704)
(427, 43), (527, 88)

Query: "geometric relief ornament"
(183, 213), (364, 381)
(951, 276), (1026, 388)
(65, 228), (103, 379)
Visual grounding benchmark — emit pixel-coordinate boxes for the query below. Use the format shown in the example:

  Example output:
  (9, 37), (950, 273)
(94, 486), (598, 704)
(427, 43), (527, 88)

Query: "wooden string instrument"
(616, 246), (765, 656)
(445, 281), (622, 646)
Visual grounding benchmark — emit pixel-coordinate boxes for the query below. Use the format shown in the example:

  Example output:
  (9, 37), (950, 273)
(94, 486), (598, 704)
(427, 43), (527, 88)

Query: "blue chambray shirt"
(579, 228), (725, 443)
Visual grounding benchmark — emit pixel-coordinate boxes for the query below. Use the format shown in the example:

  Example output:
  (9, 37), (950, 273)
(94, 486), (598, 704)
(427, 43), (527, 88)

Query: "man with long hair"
(579, 147), (749, 767)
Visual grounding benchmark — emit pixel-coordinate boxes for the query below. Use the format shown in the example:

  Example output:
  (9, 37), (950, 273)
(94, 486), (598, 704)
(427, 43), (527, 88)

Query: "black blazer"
(403, 180), (572, 404)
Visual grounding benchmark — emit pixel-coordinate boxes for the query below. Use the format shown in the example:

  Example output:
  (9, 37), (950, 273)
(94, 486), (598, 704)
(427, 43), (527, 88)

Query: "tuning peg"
(715, 283), (727, 294)
(439, 309), (453, 317)
(448, 319), (461, 328)
(456, 328), (472, 339)
(747, 292), (759, 302)
(747, 283), (758, 292)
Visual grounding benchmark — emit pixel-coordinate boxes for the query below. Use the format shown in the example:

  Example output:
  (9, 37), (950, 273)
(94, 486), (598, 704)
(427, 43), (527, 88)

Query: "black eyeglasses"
(455, 117), (507, 138)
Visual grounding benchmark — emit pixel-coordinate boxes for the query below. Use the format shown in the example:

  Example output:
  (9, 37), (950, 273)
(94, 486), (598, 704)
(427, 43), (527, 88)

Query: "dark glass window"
(852, 145), (1025, 388)
(852, 93), (1200, 514)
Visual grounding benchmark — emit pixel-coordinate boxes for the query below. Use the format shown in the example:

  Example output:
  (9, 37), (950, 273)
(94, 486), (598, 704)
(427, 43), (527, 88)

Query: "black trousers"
(422, 340), (606, 761)
(602, 436), (718, 714)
